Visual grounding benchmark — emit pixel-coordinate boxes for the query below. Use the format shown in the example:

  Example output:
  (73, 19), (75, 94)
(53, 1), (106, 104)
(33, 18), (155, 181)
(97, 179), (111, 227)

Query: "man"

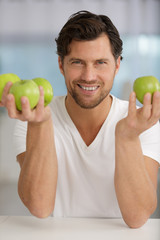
(1, 11), (160, 228)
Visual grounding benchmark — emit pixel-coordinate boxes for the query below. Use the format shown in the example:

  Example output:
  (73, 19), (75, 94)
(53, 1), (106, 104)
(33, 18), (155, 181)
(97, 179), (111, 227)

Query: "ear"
(58, 56), (64, 76)
(115, 56), (121, 75)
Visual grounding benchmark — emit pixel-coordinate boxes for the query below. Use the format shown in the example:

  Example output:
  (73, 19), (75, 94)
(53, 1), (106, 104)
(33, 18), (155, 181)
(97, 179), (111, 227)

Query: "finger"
(35, 86), (45, 120)
(6, 94), (20, 119)
(21, 96), (33, 120)
(37, 86), (44, 108)
(141, 93), (152, 119)
(128, 91), (137, 118)
(150, 91), (160, 121)
(1, 82), (13, 105)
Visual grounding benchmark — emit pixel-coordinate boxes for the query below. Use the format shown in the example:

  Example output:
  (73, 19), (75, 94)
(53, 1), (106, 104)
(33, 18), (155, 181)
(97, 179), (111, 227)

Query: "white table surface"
(0, 216), (159, 240)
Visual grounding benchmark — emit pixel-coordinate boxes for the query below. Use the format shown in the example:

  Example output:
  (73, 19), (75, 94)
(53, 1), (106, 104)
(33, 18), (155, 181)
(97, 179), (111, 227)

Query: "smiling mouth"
(78, 84), (99, 91)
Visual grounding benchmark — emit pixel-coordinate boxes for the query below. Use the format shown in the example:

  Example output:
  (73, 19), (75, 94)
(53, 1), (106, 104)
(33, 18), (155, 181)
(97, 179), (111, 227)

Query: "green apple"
(9, 80), (40, 111)
(0, 73), (21, 101)
(133, 76), (160, 104)
(32, 77), (53, 106)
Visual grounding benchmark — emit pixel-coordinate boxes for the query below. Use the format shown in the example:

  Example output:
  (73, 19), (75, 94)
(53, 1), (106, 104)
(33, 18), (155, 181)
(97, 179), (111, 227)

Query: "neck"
(65, 94), (112, 146)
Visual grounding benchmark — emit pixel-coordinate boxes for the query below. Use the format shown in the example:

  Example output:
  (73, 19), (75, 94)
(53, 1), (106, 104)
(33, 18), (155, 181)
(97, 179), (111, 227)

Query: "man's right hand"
(0, 81), (51, 122)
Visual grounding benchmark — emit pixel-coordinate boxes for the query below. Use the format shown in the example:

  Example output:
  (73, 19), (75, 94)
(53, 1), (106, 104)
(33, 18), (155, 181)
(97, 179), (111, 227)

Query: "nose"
(81, 65), (96, 82)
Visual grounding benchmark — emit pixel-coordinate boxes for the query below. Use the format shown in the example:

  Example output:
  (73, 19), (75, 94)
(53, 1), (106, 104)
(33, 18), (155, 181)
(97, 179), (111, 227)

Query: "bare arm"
(17, 118), (58, 218)
(1, 82), (58, 218)
(115, 91), (160, 228)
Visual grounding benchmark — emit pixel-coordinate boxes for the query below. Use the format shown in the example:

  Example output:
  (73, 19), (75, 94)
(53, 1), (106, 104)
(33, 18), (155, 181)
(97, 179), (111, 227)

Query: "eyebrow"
(68, 58), (110, 62)
(68, 58), (82, 62)
(96, 58), (109, 62)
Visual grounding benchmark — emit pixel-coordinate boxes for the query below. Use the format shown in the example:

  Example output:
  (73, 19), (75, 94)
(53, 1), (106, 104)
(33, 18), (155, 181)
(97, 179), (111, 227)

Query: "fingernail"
(7, 81), (12, 86)
(131, 92), (136, 100)
(39, 86), (44, 92)
(21, 98), (26, 104)
(155, 91), (160, 97)
(145, 93), (151, 99)
(7, 94), (12, 101)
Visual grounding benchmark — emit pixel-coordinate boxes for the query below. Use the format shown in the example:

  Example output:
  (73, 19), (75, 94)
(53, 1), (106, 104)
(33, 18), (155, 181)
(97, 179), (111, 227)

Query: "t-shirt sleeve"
(140, 120), (160, 164)
(13, 120), (27, 157)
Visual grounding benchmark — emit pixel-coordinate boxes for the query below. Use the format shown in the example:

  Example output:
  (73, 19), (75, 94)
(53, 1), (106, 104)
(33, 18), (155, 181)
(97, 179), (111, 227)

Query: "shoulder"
(49, 96), (66, 110)
(49, 96), (66, 118)
(110, 95), (129, 119)
(140, 120), (160, 164)
(49, 96), (69, 130)
(111, 95), (129, 108)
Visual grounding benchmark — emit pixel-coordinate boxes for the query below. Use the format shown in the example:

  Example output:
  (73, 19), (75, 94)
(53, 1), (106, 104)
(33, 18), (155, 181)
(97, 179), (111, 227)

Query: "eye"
(72, 60), (82, 64)
(97, 60), (106, 65)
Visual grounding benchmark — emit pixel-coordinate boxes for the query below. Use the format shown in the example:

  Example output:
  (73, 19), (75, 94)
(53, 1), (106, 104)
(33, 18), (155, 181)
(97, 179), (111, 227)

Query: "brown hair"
(55, 10), (123, 62)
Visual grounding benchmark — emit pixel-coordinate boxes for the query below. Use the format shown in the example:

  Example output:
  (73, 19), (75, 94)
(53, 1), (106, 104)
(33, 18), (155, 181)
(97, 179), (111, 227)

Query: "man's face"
(58, 33), (120, 109)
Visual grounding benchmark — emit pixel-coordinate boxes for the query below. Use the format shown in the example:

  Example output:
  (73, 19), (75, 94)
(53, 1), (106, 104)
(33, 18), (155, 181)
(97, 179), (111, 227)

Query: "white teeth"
(79, 85), (98, 91)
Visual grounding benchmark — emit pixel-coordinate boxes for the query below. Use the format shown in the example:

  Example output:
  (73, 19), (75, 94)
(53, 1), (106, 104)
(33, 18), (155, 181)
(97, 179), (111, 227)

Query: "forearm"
(115, 134), (157, 228)
(18, 117), (58, 218)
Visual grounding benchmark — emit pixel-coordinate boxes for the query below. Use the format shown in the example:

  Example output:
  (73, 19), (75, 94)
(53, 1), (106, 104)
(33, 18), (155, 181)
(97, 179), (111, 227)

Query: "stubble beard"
(67, 80), (112, 109)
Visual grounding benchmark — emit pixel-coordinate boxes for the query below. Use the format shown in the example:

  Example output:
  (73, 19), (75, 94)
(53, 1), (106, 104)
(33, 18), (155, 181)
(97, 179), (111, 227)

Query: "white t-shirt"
(13, 95), (160, 218)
